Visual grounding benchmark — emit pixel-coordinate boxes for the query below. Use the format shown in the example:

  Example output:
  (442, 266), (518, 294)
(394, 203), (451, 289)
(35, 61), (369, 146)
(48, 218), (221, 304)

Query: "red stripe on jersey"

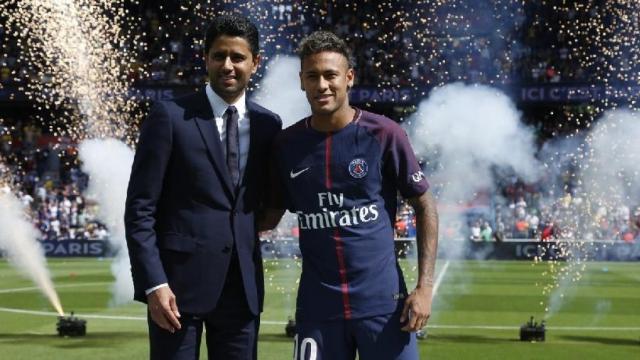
(325, 133), (332, 189)
(325, 132), (351, 319)
(333, 228), (352, 319)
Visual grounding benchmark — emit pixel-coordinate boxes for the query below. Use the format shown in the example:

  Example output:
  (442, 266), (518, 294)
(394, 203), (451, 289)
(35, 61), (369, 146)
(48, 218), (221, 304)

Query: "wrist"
(145, 283), (169, 296)
(415, 281), (433, 289)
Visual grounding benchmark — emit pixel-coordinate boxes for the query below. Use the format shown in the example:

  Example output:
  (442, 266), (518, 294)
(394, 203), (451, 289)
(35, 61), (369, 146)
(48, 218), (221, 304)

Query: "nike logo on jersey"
(290, 167), (310, 179)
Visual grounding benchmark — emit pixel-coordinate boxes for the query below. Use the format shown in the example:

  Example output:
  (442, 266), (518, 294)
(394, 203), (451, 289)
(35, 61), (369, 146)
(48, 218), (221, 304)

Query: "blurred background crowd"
(0, 2), (604, 87)
(1, 1), (637, 243)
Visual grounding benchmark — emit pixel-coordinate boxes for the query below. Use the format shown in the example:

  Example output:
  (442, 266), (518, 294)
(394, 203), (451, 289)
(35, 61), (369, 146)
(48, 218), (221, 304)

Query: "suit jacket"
(124, 88), (282, 315)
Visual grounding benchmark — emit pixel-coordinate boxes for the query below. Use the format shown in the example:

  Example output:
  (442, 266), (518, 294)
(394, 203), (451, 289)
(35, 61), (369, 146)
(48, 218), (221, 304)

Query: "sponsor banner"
(518, 84), (601, 102)
(506, 240), (640, 261)
(41, 240), (108, 257)
(421, 239), (639, 261)
(0, 240), (107, 258)
(130, 87), (196, 102)
(349, 87), (414, 104)
(516, 84), (640, 103)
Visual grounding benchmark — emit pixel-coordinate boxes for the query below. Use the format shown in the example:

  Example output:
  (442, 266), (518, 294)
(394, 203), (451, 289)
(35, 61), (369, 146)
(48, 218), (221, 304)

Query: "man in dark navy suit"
(125, 15), (281, 359)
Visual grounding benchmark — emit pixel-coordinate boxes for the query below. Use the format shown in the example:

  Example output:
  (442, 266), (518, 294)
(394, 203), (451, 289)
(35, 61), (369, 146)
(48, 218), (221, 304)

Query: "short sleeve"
(385, 125), (429, 198)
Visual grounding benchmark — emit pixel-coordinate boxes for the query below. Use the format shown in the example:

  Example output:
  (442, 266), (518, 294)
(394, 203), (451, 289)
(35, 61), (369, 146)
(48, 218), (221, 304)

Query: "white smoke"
(583, 109), (640, 202)
(0, 190), (63, 315)
(407, 82), (541, 257)
(408, 83), (539, 191)
(253, 55), (310, 128)
(78, 138), (134, 305)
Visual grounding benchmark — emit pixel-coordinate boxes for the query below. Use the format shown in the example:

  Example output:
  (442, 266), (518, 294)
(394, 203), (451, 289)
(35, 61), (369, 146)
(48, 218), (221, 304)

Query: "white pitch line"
(432, 260), (450, 297)
(0, 308), (307, 326)
(424, 324), (640, 331)
(0, 282), (111, 294)
(0, 282), (294, 323)
(0, 307), (638, 331)
(0, 307), (145, 320)
(260, 320), (640, 331)
(260, 320), (288, 325)
(0, 307), (290, 325)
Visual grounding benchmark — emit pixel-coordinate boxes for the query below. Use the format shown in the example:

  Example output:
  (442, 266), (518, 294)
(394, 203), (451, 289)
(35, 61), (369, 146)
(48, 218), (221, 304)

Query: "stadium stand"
(1, 1), (638, 243)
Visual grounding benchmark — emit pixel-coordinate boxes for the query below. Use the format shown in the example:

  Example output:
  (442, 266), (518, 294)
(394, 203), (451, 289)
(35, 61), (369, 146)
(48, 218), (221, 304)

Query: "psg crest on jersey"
(348, 158), (368, 178)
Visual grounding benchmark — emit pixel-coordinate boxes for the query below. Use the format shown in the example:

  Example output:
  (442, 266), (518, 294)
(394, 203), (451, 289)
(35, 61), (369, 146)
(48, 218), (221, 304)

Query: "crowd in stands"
(1, 118), (108, 241)
(489, 176), (640, 243)
(0, 1), (614, 87)
(430, 172), (640, 243)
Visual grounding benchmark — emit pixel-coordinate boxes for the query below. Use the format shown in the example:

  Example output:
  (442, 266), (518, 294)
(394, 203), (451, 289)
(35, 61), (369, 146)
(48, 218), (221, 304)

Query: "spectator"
(480, 221), (493, 242)
(469, 221), (482, 242)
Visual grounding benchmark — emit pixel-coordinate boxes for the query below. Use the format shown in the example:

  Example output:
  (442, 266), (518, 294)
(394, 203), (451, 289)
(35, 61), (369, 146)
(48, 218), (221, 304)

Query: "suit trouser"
(148, 251), (259, 360)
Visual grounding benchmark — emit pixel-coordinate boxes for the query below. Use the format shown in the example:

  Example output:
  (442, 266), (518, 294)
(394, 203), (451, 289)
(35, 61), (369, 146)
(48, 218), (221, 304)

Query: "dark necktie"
(225, 106), (240, 186)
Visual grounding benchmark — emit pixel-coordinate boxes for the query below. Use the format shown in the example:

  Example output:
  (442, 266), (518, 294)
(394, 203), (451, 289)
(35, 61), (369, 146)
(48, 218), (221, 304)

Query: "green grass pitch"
(0, 258), (638, 359)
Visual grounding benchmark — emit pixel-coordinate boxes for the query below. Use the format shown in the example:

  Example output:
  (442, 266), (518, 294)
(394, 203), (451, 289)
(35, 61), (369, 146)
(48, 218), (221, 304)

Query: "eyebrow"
(212, 50), (246, 56)
(303, 69), (340, 74)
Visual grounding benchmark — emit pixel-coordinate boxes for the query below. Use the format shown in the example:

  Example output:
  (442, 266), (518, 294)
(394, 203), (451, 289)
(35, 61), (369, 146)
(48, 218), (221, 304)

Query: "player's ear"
(251, 53), (261, 74)
(346, 68), (355, 89)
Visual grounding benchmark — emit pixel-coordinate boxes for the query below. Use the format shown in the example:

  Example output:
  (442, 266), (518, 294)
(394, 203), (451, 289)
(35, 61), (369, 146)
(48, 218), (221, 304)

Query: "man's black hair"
(204, 15), (259, 56)
(297, 31), (355, 68)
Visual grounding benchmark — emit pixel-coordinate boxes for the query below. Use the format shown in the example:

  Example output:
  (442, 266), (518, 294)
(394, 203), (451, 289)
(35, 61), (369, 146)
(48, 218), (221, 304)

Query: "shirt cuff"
(145, 283), (168, 296)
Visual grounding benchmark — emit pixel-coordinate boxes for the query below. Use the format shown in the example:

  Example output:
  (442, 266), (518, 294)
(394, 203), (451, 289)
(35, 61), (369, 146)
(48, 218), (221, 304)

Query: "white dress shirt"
(145, 85), (252, 296)
(206, 83), (251, 174)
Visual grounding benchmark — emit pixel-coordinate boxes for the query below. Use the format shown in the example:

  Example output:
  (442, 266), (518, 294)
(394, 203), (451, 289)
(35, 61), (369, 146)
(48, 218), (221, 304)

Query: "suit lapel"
(191, 90), (234, 198)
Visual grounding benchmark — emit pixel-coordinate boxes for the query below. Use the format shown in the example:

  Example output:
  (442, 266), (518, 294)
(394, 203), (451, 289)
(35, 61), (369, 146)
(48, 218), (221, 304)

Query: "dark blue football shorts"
(293, 311), (418, 360)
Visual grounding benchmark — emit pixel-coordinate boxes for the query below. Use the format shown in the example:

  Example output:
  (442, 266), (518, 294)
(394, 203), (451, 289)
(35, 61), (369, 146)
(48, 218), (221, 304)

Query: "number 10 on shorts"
(293, 334), (318, 360)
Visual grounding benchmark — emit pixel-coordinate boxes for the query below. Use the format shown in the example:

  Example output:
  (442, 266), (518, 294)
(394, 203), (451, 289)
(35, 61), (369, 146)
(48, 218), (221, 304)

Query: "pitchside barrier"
(0, 238), (638, 261)
(258, 238), (640, 262)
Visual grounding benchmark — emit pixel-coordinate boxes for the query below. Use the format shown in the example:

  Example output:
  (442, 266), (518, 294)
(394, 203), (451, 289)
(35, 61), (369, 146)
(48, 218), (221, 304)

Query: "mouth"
(314, 94), (333, 104)
(220, 75), (236, 86)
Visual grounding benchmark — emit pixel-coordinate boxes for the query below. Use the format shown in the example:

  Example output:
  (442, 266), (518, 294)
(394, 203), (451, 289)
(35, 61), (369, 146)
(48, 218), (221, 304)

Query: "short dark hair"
(204, 15), (259, 56)
(297, 31), (355, 68)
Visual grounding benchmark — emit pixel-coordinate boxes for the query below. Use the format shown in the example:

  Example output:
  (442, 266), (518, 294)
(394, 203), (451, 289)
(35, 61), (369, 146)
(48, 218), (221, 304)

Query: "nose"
(221, 57), (233, 71)
(317, 76), (329, 92)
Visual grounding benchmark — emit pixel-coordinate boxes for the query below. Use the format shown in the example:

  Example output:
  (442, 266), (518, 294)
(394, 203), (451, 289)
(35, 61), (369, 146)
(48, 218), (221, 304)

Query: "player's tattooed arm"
(401, 190), (438, 332)
(258, 208), (285, 232)
(408, 190), (439, 288)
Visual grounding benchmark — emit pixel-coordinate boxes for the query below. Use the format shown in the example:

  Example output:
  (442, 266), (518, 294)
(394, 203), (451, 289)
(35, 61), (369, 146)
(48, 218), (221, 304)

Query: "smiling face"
(205, 35), (260, 103)
(299, 51), (354, 117)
